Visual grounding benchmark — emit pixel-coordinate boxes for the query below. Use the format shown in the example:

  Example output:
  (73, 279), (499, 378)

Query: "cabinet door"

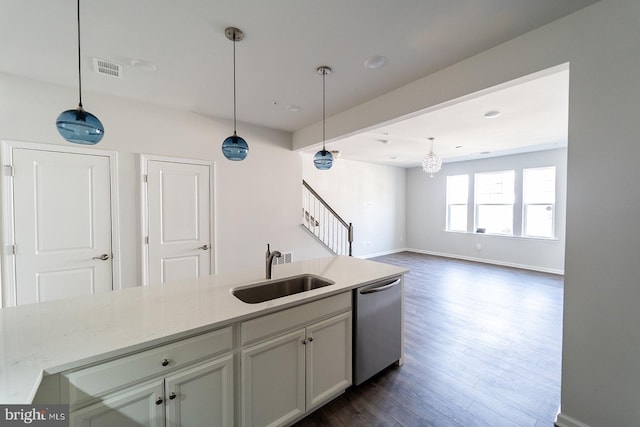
(69, 379), (164, 427)
(241, 329), (306, 427)
(306, 312), (352, 410)
(165, 355), (234, 427)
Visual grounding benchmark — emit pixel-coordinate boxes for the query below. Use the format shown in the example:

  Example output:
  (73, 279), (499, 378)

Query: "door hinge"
(4, 165), (13, 177)
(145, 236), (149, 244)
(143, 174), (148, 183)
(9, 244), (16, 255)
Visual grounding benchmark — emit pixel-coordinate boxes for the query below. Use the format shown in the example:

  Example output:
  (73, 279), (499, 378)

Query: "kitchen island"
(0, 255), (407, 425)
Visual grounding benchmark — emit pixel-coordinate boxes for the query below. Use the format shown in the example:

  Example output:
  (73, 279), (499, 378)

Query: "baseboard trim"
(358, 248), (409, 259)
(405, 248), (564, 275)
(555, 413), (591, 427)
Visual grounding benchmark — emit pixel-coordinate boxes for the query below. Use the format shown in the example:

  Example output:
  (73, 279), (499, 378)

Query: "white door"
(145, 158), (212, 285)
(12, 148), (114, 305)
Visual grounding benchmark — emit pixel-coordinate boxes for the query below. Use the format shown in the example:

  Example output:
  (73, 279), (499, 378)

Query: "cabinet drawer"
(241, 292), (351, 346)
(62, 326), (232, 409)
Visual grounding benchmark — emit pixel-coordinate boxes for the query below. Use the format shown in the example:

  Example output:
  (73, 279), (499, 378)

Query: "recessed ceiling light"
(481, 151), (491, 155)
(380, 139), (391, 144)
(364, 55), (388, 70)
(484, 110), (501, 118)
(285, 105), (301, 112)
(456, 145), (463, 149)
(390, 156), (398, 160)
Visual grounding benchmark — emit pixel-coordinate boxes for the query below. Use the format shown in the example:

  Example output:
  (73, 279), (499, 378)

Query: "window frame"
(522, 166), (556, 239)
(444, 166), (558, 240)
(473, 170), (516, 236)
(445, 174), (469, 232)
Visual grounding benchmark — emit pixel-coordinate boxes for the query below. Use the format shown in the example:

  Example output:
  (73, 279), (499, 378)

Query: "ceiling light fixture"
(56, 0), (104, 145)
(221, 27), (249, 161)
(484, 110), (501, 118)
(364, 55), (387, 70)
(313, 66), (333, 170)
(422, 137), (442, 178)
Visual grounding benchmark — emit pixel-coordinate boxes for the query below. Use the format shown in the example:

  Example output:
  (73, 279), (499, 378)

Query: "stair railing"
(302, 180), (353, 256)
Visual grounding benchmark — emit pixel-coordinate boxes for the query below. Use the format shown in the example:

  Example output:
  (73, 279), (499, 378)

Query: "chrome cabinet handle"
(199, 244), (210, 251)
(92, 254), (110, 261)
(161, 358), (170, 367)
(302, 337), (313, 345)
(169, 392), (177, 400)
(308, 337), (314, 343)
(155, 397), (163, 405)
(302, 339), (307, 345)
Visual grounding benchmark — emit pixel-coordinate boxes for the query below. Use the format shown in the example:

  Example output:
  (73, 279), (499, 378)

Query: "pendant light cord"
(232, 33), (237, 135)
(76, 0), (83, 109)
(322, 69), (326, 151)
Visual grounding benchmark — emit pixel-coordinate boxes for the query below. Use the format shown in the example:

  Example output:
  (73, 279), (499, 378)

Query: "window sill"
(444, 230), (559, 242)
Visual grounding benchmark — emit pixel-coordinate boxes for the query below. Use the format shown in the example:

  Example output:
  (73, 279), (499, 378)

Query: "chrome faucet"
(265, 244), (282, 279)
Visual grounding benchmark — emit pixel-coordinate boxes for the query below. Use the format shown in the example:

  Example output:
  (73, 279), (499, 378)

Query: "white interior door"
(12, 148), (114, 305)
(145, 158), (212, 285)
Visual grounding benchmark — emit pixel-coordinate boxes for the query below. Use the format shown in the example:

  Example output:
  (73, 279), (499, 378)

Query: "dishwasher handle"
(359, 278), (401, 294)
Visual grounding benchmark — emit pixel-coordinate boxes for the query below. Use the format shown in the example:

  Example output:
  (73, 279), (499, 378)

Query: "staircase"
(302, 180), (353, 256)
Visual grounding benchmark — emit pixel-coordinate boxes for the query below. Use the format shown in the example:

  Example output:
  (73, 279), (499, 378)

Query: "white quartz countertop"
(0, 255), (407, 404)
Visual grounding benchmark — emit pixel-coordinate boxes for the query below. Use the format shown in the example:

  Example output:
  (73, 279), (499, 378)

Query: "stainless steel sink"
(232, 274), (335, 304)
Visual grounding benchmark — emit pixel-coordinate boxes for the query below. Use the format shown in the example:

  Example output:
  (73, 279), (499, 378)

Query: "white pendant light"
(221, 27), (249, 161)
(313, 66), (334, 170)
(422, 137), (442, 178)
(56, 0), (104, 145)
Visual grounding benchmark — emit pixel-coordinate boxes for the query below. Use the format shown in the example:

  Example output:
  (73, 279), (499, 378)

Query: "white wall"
(302, 154), (406, 258)
(406, 148), (567, 274)
(294, 1), (640, 425)
(0, 73), (328, 290)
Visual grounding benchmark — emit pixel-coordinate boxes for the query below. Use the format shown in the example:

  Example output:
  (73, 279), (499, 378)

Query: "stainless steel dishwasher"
(353, 276), (402, 385)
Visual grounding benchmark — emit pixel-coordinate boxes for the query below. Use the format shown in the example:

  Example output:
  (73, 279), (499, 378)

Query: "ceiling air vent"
(92, 58), (122, 79)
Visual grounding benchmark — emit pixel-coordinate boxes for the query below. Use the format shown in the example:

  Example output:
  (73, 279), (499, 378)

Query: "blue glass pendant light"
(56, 0), (104, 145)
(221, 27), (248, 161)
(313, 66), (333, 170)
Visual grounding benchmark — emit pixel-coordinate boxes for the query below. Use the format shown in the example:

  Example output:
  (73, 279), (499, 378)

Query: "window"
(523, 167), (556, 238)
(474, 171), (515, 235)
(446, 175), (468, 231)
(445, 165), (557, 239)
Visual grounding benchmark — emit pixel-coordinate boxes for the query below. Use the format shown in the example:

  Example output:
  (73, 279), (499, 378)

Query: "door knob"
(199, 244), (210, 251)
(169, 392), (177, 400)
(92, 254), (110, 261)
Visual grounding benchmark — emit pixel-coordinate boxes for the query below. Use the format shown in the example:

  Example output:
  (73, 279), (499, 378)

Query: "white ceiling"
(324, 67), (570, 168)
(1, 0), (592, 165)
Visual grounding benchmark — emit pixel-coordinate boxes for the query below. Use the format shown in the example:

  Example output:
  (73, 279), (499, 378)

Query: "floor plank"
(294, 252), (563, 427)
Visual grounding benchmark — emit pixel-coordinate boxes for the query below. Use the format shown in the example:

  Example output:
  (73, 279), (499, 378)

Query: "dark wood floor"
(294, 251), (563, 427)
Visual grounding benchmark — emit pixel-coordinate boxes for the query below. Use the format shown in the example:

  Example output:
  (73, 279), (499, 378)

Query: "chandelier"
(422, 137), (442, 177)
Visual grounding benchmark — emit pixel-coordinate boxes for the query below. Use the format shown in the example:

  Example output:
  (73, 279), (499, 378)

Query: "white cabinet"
(64, 327), (234, 427)
(165, 355), (234, 427)
(240, 293), (352, 427)
(70, 356), (233, 427)
(241, 329), (307, 427)
(69, 379), (165, 427)
(306, 312), (352, 410)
